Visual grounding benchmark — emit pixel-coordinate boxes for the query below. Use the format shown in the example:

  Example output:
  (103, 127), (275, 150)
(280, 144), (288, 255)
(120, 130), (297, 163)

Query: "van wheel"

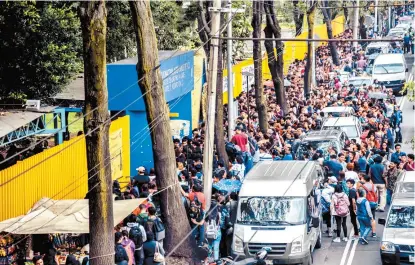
(315, 227), (322, 249)
(302, 252), (313, 265)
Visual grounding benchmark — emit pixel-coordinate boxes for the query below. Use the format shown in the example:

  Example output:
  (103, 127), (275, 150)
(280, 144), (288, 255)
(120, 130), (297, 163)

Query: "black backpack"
(129, 226), (143, 249)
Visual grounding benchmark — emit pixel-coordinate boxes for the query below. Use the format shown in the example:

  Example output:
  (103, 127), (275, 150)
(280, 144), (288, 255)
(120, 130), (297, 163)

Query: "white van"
(322, 116), (362, 144)
(372, 54), (408, 93)
(378, 171), (415, 265)
(321, 106), (355, 118)
(365, 42), (392, 56)
(232, 161), (324, 265)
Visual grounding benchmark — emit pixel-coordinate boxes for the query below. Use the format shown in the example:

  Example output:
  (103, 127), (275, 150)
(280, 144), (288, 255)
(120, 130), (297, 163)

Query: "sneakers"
(333, 237), (341, 243)
(360, 237), (369, 245)
(372, 233), (377, 238)
(328, 231), (333, 237)
(352, 235), (360, 240)
(342, 237), (348, 242)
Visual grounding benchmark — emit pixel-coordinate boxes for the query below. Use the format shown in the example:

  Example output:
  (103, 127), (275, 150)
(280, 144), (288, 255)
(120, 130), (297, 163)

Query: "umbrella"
(212, 179), (242, 193)
(284, 79), (292, 87)
(368, 92), (387, 99)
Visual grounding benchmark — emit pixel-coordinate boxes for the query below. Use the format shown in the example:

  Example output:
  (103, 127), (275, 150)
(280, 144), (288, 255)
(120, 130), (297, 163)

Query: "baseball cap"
(136, 166), (145, 172)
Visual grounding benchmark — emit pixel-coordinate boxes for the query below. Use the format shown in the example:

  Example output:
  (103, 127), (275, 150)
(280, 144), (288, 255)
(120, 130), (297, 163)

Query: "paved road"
(313, 53), (415, 265)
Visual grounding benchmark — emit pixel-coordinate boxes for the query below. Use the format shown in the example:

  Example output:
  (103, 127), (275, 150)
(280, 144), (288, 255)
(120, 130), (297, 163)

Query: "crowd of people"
(59, 27), (411, 265)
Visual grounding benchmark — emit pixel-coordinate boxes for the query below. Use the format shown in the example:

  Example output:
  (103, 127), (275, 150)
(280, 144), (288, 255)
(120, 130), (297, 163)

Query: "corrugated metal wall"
(0, 116), (130, 222)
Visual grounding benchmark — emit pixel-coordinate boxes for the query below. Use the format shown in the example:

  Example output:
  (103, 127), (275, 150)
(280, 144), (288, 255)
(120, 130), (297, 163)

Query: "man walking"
(369, 156), (386, 212)
(346, 179), (359, 240)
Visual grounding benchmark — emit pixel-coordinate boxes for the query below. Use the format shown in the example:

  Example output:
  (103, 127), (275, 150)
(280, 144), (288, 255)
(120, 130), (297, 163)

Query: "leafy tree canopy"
(0, 1), (82, 100)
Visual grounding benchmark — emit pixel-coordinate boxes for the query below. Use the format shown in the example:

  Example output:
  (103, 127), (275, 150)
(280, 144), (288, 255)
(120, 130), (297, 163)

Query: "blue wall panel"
(127, 110), (154, 173)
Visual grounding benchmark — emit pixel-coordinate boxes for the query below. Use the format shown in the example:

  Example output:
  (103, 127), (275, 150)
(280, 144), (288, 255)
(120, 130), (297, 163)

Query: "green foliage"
(151, 1), (199, 50)
(106, 1), (136, 62)
(401, 80), (415, 102)
(0, 1), (82, 100)
(230, 0), (252, 60)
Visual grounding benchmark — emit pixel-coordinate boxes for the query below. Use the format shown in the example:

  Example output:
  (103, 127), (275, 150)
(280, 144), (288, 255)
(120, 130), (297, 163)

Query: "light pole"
(242, 71), (254, 134)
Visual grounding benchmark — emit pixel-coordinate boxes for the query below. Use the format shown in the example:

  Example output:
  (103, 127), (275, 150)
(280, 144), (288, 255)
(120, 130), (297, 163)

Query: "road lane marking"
(346, 237), (359, 265)
(339, 228), (354, 265)
(399, 95), (406, 110)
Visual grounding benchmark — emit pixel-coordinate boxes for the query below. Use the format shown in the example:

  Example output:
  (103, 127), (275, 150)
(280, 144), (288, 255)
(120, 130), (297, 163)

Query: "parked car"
(371, 53), (408, 94)
(322, 116), (363, 144)
(378, 171), (415, 265)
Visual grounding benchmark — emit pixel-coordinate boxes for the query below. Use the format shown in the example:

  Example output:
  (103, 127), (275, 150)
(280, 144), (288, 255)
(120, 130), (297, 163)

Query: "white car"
(322, 116), (362, 144)
(395, 23), (411, 31)
(321, 106), (355, 118)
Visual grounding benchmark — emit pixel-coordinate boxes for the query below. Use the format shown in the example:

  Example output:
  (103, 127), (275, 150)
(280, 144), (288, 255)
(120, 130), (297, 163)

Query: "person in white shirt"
(344, 163), (359, 188)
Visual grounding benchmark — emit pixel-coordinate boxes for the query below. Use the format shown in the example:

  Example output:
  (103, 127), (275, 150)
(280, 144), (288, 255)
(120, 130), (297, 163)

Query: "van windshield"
(373, 63), (404, 74)
(298, 140), (338, 155)
(386, 206), (415, 228)
(237, 197), (306, 225)
(365, 47), (383, 55)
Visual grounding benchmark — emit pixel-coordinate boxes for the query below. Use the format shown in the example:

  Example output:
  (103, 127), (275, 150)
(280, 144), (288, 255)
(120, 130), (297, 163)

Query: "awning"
(0, 197), (145, 234)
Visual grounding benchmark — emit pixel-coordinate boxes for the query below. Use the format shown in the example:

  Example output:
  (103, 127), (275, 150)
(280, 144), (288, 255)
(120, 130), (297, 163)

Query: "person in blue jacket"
(324, 154), (343, 178)
(391, 144), (407, 164)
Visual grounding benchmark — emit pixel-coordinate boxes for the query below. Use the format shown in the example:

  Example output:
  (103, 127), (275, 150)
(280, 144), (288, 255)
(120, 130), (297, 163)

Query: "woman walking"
(330, 185), (350, 242)
(356, 188), (375, 245)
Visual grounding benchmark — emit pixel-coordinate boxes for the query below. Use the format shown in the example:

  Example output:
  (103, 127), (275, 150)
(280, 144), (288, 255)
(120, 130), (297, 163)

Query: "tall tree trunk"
(197, 0), (212, 61)
(321, 0), (340, 66)
(293, 0), (305, 36)
(214, 37), (229, 165)
(252, 0), (267, 133)
(129, 1), (194, 258)
(80, 2), (114, 265)
(342, 0), (349, 27)
(359, 14), (367, 43)
(264, 0), (287, 114)
(304, 2), (316, 97)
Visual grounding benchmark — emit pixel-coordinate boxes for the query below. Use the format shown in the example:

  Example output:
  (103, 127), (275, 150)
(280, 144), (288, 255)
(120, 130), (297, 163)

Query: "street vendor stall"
(0, 197), (145, 265)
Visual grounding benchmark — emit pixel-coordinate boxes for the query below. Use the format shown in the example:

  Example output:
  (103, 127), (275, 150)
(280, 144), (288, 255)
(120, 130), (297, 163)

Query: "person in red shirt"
(231, 126), (248, 152)
(181, 184), (206, 210)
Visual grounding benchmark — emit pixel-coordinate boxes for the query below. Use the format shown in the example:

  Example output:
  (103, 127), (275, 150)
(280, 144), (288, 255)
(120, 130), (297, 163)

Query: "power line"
(215, 36), (403, 42)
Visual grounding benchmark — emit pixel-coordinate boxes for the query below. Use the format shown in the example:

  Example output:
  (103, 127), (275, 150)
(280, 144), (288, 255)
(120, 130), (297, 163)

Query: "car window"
(386, 206), (415, 228)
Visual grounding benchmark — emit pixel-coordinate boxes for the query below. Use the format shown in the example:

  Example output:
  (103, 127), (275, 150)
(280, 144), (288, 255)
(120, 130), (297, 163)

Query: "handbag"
(153, 242), (165, 263)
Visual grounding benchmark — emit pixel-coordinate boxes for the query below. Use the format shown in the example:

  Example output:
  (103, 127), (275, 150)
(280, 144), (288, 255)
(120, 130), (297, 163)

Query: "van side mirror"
(312, 217), (320, 228)
(378, 218), (386, 225)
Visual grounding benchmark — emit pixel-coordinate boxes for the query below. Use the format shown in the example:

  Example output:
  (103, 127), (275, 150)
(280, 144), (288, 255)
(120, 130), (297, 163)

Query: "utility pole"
(215, 1), (245, 140)
(353, 0), (359, 49)
(80, 1), (115, 265)
(226, 0), (234, 140)
(374, 0), (378, 33)
(311, 41), (316, 86)
(204, 0), (222, 211)
(388, 6), (391, 31)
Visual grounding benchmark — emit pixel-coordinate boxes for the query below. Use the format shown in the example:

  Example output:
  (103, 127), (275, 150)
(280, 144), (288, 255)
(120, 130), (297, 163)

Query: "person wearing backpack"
(189, 201), (205, 247)
(360, 174), (378, 238)
(127, 215), (147, 265)
(121, 230), (135, 265)
(320, 181), (334, 237)
(330, 185), (350, 242)
(356, 188), (375, 245)
(182, 184), (206, 211)
(114, 232), (129, 265)
(206, 196), (222, 261)
(144, 207), (165, 247)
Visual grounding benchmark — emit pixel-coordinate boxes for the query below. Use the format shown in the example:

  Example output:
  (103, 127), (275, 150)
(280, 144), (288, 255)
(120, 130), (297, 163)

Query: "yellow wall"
(191, 49), (206, 129)
(222, 15), (345, 103)
(0, 116), (130, 221)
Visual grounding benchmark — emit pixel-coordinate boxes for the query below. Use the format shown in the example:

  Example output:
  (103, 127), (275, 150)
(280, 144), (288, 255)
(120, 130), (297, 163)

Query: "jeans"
(387, 189), (393, 205)
(349, 208), (359, 236)
(209, 229), (222, 260)
(134, 248), (144, 265)
(323, 212), (331, 229)
(357, 216), (372, 240)
(244, 152), (253, 175)
(395, 126), (402, 143)
(375, 184), (386, 211)
(192, 223), (205, 246)
(335, 216), (348, 238)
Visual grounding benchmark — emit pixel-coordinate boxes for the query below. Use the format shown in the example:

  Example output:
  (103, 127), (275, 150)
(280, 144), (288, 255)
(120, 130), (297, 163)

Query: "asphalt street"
(312, 53), (415, 265)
